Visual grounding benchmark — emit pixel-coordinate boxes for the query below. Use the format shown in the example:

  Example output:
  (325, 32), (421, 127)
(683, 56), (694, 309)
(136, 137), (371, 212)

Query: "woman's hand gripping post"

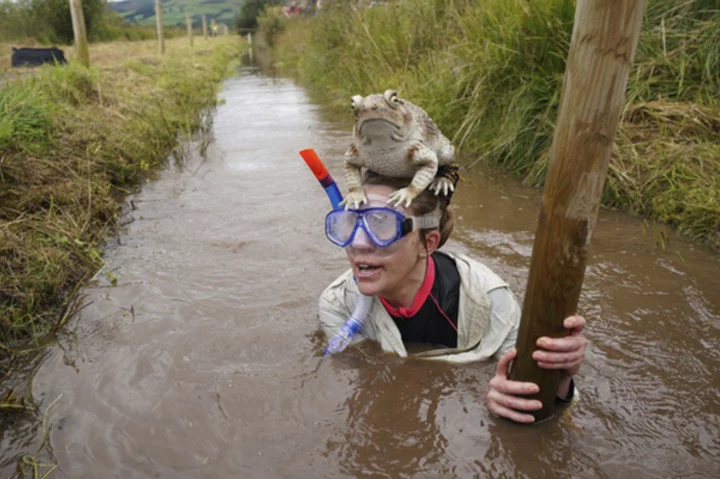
(486, 314), (588, 424)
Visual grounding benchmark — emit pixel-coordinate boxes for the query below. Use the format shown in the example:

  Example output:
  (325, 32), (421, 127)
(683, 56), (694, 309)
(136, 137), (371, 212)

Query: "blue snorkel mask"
(325, 207), (440, 248)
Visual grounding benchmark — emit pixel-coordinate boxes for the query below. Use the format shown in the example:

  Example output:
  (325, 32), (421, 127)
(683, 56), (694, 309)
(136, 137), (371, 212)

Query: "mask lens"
(326, 210), (358, 246)
(364, 209), (400, 243)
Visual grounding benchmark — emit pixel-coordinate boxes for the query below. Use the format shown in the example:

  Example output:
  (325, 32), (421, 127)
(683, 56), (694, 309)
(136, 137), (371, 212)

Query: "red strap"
(429, 292), (458, 333)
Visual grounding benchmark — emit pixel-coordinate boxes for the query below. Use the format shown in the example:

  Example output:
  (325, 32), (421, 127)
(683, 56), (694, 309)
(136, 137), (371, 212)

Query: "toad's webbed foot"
(340, 190), (367, 210)
(429, 177), (455, 196)
(387, 187), (419, 209)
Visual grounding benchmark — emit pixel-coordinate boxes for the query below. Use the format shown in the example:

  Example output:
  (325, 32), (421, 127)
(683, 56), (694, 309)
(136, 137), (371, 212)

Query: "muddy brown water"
(1, 67), (719, 478)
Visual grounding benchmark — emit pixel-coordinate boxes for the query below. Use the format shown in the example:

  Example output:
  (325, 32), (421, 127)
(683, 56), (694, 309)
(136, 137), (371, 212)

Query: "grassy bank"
(1, 37), (242, 382)
(266, 0), (719, 250)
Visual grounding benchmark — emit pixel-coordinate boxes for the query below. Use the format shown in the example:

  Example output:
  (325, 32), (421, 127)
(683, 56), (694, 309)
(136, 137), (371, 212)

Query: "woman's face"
(344, 185), (426, 298)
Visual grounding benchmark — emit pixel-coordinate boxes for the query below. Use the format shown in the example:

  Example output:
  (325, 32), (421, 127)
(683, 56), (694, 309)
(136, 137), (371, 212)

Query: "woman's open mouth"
(355, 263), (382, 279)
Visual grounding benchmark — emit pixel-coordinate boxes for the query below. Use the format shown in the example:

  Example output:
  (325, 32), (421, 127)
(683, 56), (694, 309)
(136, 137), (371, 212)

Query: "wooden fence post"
(186, 13), (194, 47)
(507, 0), (647, 421)
(68, 0), (89, 67)
(155, 0), (165, 55)
(202, 15), (208, 39)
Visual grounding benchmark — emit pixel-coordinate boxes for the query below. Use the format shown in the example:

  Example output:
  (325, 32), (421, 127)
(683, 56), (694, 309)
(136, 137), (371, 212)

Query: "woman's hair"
(362, 172), (455, 248)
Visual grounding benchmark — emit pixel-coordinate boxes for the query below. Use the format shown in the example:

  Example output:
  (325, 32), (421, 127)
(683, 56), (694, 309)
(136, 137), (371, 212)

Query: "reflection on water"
(0, 67), (718, 479)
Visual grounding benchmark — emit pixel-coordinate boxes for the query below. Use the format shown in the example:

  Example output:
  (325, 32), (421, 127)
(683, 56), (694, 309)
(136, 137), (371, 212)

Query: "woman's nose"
(348, 226), (375, 250)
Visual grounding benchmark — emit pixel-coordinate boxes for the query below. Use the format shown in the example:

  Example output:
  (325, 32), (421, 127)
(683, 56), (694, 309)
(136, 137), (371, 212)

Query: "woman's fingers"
(487, 351), (543, 423)
(488, 402), (537, 424)
(536, 334), (587, 352)
(487, 389), (543, 412)
(489, 376), (539, 396)
(533, 339), (587, 374)
(565, 314), (586, 335)
(537, 314), (587, 348)
(495, 348), (517, 378)
(532, 349), (584, 365)
(535, 355), (585, 369)
(534, 315), (588, 376)
(487, 385), (542, 423)
(535, 359), (583, 370)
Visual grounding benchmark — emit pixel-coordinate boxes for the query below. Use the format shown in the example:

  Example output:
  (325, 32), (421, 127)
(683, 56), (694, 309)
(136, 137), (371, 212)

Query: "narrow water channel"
(2, 67), (718, 478)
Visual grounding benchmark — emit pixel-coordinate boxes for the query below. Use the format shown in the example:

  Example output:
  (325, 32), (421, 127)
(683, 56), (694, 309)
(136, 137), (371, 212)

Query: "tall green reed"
(271, 0), (719, 249)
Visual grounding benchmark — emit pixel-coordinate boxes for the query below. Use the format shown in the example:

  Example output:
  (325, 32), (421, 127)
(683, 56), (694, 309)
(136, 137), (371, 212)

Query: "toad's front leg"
(340, 144), (366, 210)
(387, 144), (438, 208)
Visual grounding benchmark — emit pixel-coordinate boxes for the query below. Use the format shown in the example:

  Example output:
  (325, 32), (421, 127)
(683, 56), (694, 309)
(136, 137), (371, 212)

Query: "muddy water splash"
(1, 68), (718, 478)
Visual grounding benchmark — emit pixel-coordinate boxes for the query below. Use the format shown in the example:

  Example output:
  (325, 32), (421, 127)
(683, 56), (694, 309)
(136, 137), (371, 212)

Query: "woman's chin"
(356, 277), (385, 297)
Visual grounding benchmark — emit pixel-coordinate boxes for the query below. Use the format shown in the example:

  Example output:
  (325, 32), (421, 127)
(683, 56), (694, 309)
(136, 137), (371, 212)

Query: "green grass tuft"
(0, 86), (53, 153)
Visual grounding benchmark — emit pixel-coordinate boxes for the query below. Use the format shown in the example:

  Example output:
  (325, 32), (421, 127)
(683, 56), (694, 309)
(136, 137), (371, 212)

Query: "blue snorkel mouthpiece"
(323, 294), (372, 355)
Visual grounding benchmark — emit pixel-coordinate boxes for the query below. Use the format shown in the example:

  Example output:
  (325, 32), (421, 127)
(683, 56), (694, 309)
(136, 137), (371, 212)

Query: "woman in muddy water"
(319, 172), (588, 424)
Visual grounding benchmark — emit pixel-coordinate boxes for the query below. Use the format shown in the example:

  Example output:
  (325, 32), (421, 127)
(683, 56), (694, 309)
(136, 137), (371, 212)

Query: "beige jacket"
(318, 251), (521, 363)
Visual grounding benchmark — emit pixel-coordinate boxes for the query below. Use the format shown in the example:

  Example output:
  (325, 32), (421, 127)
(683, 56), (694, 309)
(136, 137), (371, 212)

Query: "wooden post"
(155, 0), (165, 55)
(202, 15), (208, 39)
(186, 13), (194, 47)
(507, 0), (646, 421)
(248, 32), (253, 46)
(68, 0), (89, 67)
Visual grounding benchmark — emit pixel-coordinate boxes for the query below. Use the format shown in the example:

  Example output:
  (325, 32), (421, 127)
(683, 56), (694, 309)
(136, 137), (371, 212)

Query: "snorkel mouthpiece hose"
(323, 294), (372, 355)
(299, 148), (343, 211)
(298, 148), (372, 355)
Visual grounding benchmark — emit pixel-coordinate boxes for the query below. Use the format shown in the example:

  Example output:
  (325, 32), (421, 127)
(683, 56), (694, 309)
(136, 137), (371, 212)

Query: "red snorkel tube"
(298, 149), (372, 355)
(299, 149), (343, 210)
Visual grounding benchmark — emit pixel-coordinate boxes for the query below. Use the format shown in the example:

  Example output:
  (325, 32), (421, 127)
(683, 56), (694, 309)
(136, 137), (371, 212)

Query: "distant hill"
(108, 0), (242, 27)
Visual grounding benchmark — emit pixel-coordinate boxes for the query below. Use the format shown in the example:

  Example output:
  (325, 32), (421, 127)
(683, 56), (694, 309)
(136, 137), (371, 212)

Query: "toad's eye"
(391, 94), (401, 104)
(351, 100), (357, 110)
